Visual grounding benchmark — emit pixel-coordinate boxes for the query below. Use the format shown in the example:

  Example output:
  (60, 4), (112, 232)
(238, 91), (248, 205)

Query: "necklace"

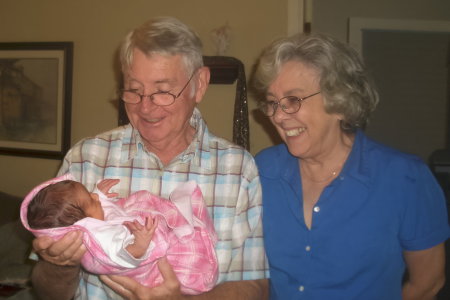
(301, 166), (340, 183)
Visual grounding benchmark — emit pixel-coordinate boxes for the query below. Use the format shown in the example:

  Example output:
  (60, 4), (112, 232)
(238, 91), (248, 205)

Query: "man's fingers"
(99, 275), (135, 299)
(158, 257), (178, 284)
(100, 259), (182, 299)
(35, 231), (86, 266)
(47, 231), (83, 256)
(32, 235), (54, 252)
(71, 243), (87, 262)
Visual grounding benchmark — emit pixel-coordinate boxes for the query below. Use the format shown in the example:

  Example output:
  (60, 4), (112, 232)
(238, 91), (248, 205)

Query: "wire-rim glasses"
(259, 91), (321, 117)
(120, 72), (196, 106)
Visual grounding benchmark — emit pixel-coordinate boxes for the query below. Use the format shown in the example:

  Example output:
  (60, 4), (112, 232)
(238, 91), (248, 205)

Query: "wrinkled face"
(267, 60), (342, 159)
(123, 49), (203, 150)
(75, 183), (104, 220)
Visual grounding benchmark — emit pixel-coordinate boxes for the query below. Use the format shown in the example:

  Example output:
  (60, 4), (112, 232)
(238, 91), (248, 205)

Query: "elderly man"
(31, 17), (269, 300)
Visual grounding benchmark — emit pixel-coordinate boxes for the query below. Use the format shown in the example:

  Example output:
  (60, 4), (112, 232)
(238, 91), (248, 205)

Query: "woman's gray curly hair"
(251, 32), (379, 131)
(120, 16), (204, 76)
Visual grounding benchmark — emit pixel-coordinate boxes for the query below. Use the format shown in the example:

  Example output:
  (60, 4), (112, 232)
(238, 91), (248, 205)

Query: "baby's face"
(75, 184), (104, 220)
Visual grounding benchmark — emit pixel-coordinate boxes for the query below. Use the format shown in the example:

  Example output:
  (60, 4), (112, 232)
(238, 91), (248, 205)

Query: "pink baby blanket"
(20, 174), (218, 295)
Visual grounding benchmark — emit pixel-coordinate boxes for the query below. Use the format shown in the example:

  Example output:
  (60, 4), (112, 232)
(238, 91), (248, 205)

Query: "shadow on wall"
(251, 109), (283, 148)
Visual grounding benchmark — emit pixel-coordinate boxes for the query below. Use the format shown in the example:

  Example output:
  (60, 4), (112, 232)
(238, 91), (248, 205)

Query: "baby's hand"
(96, 179), (120, 198)
(123, 217), (158, 249)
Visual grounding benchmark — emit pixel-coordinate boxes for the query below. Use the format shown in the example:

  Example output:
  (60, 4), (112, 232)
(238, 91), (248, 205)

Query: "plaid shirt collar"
(121, 108), (212, 169)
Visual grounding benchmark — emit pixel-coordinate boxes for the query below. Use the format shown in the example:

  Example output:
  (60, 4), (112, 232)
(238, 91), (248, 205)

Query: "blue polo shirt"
(256, 130), (449, 300)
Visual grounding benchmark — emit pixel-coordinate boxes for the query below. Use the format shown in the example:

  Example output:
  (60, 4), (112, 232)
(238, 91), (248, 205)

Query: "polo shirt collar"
(186, 108), (212, 170)
(340, 129), (372, 187)
(272, 129), (371, 187)
(120, 124), (139, 162)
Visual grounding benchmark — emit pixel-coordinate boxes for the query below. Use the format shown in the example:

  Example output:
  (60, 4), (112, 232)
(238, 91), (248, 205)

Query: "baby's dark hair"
(27, 180), (87, 229)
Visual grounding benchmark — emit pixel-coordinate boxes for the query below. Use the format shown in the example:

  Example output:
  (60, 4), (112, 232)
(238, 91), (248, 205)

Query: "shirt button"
(305, 245), (311, 251)
(299, 285), (305, 292)
(313, 206), (320, 212)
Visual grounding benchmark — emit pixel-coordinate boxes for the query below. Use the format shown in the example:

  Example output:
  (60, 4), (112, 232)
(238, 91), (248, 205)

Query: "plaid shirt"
(58, 109), (269, 299)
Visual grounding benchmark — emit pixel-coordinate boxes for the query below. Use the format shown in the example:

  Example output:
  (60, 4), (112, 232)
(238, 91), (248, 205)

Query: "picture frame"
(0, 42), (73, 159)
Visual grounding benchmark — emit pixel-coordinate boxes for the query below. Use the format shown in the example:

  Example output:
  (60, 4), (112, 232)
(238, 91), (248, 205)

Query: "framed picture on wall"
(0, 42), (73, 159)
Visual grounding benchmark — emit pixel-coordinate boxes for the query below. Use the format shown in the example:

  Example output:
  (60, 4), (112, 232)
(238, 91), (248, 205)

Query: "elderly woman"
(252, 32), (449, 300)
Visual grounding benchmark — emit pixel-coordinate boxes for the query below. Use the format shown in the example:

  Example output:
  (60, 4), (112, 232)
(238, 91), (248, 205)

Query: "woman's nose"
(272, 105), (289, 122)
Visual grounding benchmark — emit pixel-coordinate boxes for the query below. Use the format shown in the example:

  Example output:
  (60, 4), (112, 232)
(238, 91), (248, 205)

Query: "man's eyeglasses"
(120, 72), (196, 106)
(259, 91), (321, 117)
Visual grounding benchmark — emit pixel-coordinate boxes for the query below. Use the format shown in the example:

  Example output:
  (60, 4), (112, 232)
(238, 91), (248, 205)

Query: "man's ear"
(194, 66), (210, 104)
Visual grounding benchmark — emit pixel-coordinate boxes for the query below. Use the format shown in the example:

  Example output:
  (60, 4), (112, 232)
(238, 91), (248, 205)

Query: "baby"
(27, 178), (157, 262)
(21, 174), (218, 295)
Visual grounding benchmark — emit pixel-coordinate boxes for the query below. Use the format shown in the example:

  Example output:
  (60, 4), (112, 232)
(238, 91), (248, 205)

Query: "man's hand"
(33, 230), (86, 266)
(31, 231), (86, 300)
(100, 257), (183, 300)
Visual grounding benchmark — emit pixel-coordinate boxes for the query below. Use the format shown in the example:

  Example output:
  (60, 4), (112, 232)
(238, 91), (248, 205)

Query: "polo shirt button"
(299, 285), (305, 292)
(313, 206), (320, 212)
(305, 245), (311, 251)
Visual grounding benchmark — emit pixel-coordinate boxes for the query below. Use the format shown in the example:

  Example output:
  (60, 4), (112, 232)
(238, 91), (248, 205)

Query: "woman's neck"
(300, 132), (354, 183)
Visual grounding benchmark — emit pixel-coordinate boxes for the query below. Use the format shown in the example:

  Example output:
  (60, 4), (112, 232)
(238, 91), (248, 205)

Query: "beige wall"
(0, 0), (288, 196)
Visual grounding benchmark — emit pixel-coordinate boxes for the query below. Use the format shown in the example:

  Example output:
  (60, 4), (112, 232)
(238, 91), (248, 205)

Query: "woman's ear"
(194, 66), (210, 104)
(336, 113), (345, 122)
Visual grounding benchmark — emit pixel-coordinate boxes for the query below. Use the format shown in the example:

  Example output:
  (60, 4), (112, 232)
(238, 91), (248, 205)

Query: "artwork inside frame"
(0, 42), (73, 159)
